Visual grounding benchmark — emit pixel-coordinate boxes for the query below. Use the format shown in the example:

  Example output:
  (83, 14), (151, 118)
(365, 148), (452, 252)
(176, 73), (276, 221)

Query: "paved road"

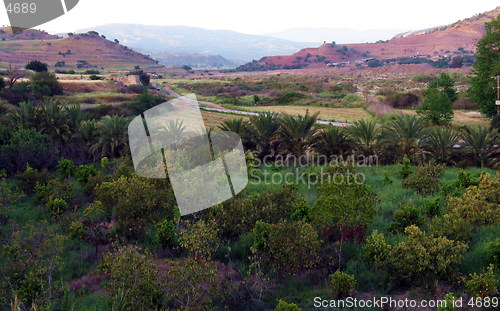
(153, 82), (354, 127)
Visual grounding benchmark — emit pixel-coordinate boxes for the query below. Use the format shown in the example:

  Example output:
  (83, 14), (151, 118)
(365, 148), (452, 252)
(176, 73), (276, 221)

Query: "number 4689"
(6, 3), (37, 14)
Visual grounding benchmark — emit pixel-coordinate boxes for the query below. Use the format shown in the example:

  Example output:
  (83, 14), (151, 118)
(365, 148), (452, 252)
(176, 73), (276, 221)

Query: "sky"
(0, 0), (498, 35)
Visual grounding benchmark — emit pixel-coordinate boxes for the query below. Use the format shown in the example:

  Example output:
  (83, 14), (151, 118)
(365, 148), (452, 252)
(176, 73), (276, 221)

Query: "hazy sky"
(0, 0), (498, 35)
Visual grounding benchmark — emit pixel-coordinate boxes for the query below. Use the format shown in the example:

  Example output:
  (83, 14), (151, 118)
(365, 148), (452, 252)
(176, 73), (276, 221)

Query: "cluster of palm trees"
(219, 112), (499, 168)
(5, 100), (130, 159)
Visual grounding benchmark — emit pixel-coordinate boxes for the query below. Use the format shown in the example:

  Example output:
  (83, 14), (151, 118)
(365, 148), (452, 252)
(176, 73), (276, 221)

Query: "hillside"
(76, 24), (312, 64)
(0, 31), (163, 70)
(0, 27), (60, 40)
(137, 50), (236, 68)
(239, 7), (500, 71)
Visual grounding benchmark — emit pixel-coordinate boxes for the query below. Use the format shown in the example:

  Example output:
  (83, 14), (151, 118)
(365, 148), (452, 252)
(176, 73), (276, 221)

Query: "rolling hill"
(76, 24), (312, 65)
(238, 7), (500, 71)
(0, 30), (163, 70)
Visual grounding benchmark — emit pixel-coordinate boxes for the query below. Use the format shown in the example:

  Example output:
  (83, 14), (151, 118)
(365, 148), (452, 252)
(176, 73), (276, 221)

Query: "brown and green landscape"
(0, 4), (499, 311)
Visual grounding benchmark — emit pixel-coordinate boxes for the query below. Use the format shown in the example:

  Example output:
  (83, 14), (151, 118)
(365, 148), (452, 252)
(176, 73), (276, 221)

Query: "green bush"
(465, 264), (498, 298)
(275, 299), (302, 311)
(74, 164), (98, 184)
(46, 197), (68, 218)
(396, 155), (413, 179)
(57, 158), (75, 179)
(330, 271), (357, 299)
(179, 220), (220, 259)
(389, 201), (425, 232)
(402, 162), (444, 195)
(252, 220), (321, 274)
(485, 238), (500, 267)
(155, 219), (176, 248)
(15, 165), (50, 194)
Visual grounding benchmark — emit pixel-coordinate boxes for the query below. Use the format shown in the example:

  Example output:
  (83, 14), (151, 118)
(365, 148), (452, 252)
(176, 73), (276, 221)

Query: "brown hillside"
(0, 27), (60, 41)
(0, 32), (162, 70)
(241, 7), (500, 71)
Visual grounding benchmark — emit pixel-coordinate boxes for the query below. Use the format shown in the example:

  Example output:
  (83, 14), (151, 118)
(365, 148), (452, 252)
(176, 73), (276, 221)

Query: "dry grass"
(244, 106), (371, 123)
(393, 109), (491, 126)
(201, 111), (249, 128)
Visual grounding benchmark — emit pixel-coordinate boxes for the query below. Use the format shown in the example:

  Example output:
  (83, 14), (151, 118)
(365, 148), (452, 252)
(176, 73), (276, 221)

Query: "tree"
(417, 87), (454, 126)
(247, 112), (280, 158)
(277, 111), (319, 159)
(346, 119), (381, 160)
(469, 15), (500, 117)
(314, 125), (352, 158)
(461, 125), (494, 167)
(252, 220), (321, 274)
(92, 115), (130, 158)
(30, 72), (63, 98)
(380, 114), (425, 162)
(25, 60), (48, 72)
(424, 127), (459, 164)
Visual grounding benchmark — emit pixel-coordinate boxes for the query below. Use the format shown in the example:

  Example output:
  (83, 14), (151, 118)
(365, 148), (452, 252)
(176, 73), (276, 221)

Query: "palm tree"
(460, 125), (494, 168)
(346, 119), (381, 161)
(36, 99), (71, 143)
(247, 112), (280, 158)
(64, 104), (86, 133)
(93, 115), (130, 158)
(314, 124), (352, 158)
(7, 101), (36, 129)
(218, 118), (250, 148)
(380, 114), (426, 163)
(277, 111), (320, 161)
(424, 126), (459, 164)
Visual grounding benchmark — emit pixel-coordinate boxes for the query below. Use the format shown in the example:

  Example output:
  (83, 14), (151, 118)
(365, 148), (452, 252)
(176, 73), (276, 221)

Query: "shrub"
(485, 239), (500, 268)
(465, 264), (498, 298)
(89, 74), (101, 80)
(179, 220), (220, 259)
(402, 162), (444, 195)
(155, 219), (176, 248)
(275, 299), (302, 311)
(437, 292), (457, 311)
(100, 246), (162, 311)
(15, 165), (50, 194)
(396, 154), (413, 179)
(25, 60), (48, 72)
(46, 197), (68, 218)
(74, 164), (98, 184)
(429, 213), (472, 242)
(57, 158), (75, 179)
(365, 226), (468, 284)
(389, 201), (425, 232)
(30, 72), (63, 97)
(446, 173), (500, 226)
(330, 271), (357, 299)
(252, 220), (321, 274)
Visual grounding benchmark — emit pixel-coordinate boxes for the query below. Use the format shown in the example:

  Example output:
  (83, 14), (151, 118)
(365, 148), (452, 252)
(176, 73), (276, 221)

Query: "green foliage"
(74, 164), (98, 184)
(15, 164), (50, 194)
(155, 219), (176, 248)
(30, 72), (63, 97)
(365, 226), (468, 284)
(417, 87), (454, 126)
(95, 175), (175, 239)
(437, 293), (457, 311)
(212, 185), (300, 238)
(389, 201), (425, 232)
(25, 60), (48, 72)
(429, 213), (472, 242)
(126, 90), (165, 114)
(485, 238), (500, 268)
(330, 271), (357, 299)
(402, 162), (444, 195)
(465, 264), (498, 297)
(57, 158), (75, 179)
(100, 246), (162, 311)
(179, 219), (220, 259)
(0, 169), (24, 207)
(275, 299), (302, 311)
(252, 220), (321, 274)
(396, 154), (413, 179)
(469, 15), (500, 117)
(447, 173), (500, 226)
(46, 197), (68, 218)
(312, 176), (378, 228)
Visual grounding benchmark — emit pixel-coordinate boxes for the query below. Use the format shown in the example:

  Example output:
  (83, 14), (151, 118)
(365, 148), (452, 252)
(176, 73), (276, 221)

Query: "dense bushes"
(252, 220), (321, 274)
(402, 162), (445, 195)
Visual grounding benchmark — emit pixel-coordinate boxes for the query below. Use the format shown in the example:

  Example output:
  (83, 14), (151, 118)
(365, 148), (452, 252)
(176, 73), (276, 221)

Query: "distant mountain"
(76, 24), (312, 64)
(239, 7), (500, 71)
(136, 50), (236, 69)
(0, 31), (162, 70)
(264, 28), (406, 44)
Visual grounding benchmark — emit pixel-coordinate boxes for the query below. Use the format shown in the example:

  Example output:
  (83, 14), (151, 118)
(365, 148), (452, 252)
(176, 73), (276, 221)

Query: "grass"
(245, 106), (371, 123)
